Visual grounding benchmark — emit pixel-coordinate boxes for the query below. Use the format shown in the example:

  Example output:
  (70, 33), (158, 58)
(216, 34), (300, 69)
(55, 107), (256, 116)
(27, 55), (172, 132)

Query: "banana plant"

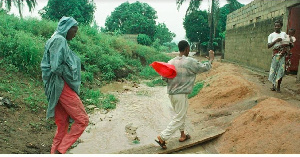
(0, 0), (37, 18)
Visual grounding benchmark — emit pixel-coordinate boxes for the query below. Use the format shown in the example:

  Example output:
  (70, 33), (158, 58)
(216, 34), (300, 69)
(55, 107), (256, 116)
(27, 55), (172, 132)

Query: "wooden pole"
(208, 0), (215, 52)
(297, 59), (300, 82)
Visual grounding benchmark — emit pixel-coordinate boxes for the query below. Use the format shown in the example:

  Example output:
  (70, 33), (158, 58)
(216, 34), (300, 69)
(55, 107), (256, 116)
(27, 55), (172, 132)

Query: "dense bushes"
(137, 34), (152, 46)
(0, 11), (171, 82)
(0, 14), (47, 76)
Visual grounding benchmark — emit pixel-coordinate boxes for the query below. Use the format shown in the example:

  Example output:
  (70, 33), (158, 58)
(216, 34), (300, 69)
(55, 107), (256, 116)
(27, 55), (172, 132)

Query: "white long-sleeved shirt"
(166, 56), (211, 95)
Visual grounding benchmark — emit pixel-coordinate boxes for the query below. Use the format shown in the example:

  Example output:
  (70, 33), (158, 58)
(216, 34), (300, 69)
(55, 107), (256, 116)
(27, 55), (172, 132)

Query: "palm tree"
(177, 0), (219, 50)
(176, 0), (243, 51)
(0, 0), (37, 18)
(176, 0), (203, 15)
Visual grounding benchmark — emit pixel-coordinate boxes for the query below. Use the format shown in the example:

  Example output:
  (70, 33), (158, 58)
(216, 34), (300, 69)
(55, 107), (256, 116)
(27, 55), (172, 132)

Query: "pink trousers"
(50, 82), (89, 154)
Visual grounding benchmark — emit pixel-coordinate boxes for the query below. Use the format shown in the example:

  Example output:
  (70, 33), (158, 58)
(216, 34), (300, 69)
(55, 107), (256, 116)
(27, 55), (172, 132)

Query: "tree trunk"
(221, 39), (225, 59)
(195, 42), (200, 56)
(17, 0), (23, 19)
(208, 0), (215, 52)
(297, 59), (300, 82)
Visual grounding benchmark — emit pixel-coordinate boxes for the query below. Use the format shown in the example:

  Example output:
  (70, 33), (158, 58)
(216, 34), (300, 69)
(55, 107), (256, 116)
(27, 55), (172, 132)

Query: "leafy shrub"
(81, 71), (94, 83)
(1, 30), (44, 76)
(110, 36), (134, 57)
(101, 94), (118, 109)
(137, 34), (152, 46)
(163, 42), (179, 52)
(152, 39), (177, 53)
(16, 18), (56, 39)
(188, 81), (205, 99)
(139, 66), (159, 79)
(152, 38), (161, 51)
(81, 87), (101, 105)
(148, 53), (171, 64)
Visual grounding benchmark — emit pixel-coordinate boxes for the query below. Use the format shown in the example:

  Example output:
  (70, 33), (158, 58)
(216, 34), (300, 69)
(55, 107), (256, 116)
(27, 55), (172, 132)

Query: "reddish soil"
(190, 62), (256, 110)
(186, 56), (300, 154)
(217, 97), (300, 154)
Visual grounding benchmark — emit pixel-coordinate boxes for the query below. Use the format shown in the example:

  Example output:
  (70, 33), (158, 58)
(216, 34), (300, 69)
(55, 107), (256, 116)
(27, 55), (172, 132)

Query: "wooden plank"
(202, 139), (219, 154)
(115, 126), (225, 154)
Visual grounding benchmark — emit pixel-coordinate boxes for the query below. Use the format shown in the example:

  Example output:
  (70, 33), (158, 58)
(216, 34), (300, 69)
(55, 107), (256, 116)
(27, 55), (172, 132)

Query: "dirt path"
(70, 83), (196, 154)
(69, 56), (300, 154)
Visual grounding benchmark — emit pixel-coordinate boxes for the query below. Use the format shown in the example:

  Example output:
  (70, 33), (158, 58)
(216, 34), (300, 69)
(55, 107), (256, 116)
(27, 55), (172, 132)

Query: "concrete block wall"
(225, 0), (300, 71)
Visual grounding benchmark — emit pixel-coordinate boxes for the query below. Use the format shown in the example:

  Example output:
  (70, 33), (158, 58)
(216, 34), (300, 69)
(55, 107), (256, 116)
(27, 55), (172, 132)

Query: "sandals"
(270, 84), (276, 91)
(179, 134), (191, 142)
(270, 87), (276, 91)
(271, 87), (281, 93)
(155, 134), (191, 149)
(155, 139), (167, 149)
(155, 136), (167, 149)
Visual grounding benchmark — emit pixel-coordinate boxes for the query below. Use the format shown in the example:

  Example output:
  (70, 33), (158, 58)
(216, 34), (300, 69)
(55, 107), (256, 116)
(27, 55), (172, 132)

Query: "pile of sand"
(190, 62), (255, 110)
(216, 97), (300, 153)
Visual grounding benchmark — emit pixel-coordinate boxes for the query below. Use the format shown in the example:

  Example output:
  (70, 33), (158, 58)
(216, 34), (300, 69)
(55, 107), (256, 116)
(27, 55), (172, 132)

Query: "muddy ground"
(1, 54), (299, 154)
(70, 55), (300, 154)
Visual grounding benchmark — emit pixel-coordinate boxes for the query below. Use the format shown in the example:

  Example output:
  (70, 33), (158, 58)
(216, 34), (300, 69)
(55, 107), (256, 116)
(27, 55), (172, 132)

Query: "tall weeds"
(0, 11), (171, 113)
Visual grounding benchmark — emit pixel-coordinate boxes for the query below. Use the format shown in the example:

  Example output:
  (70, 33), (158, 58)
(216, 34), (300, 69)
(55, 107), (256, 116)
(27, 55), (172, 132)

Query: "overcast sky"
(7, 0), (254, 43)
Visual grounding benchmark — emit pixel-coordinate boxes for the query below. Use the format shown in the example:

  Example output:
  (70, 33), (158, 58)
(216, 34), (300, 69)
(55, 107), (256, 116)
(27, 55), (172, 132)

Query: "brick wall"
(225, 0), (300, 71)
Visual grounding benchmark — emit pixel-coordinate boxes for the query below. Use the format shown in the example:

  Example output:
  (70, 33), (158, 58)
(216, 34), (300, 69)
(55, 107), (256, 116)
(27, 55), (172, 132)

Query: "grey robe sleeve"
(49, 38), (66, 76)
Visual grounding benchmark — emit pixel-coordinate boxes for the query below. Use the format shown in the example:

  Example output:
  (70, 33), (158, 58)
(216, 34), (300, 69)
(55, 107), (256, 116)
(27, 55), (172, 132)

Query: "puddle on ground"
(100, 81), (137, 93)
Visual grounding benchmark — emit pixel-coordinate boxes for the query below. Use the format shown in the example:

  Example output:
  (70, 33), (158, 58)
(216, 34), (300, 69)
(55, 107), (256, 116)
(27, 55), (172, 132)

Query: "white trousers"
(160, 94), (189, 141)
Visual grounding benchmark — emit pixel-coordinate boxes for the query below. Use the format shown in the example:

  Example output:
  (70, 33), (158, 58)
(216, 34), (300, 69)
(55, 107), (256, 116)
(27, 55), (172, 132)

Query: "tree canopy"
(154, 23), (176, 45)
(183, 10), (209, 43)
(104, 1), (157, 40)
(39, 0), (96, 25)
(180, 0), (244, 51)
(218, 2), (244, 33)
(104, 1), (175, 44)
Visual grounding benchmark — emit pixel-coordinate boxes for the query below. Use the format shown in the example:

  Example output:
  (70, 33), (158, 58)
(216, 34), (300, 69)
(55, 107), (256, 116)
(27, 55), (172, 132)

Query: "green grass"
(0, 11), (175, 119)
(0, 11), (171, 82)
(101, 94), (118, 109)
(81, 87), (118, 111)
(188, 81), (205, 99)
(146, 78), (167, 87)
(0, 66), (47, 113)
